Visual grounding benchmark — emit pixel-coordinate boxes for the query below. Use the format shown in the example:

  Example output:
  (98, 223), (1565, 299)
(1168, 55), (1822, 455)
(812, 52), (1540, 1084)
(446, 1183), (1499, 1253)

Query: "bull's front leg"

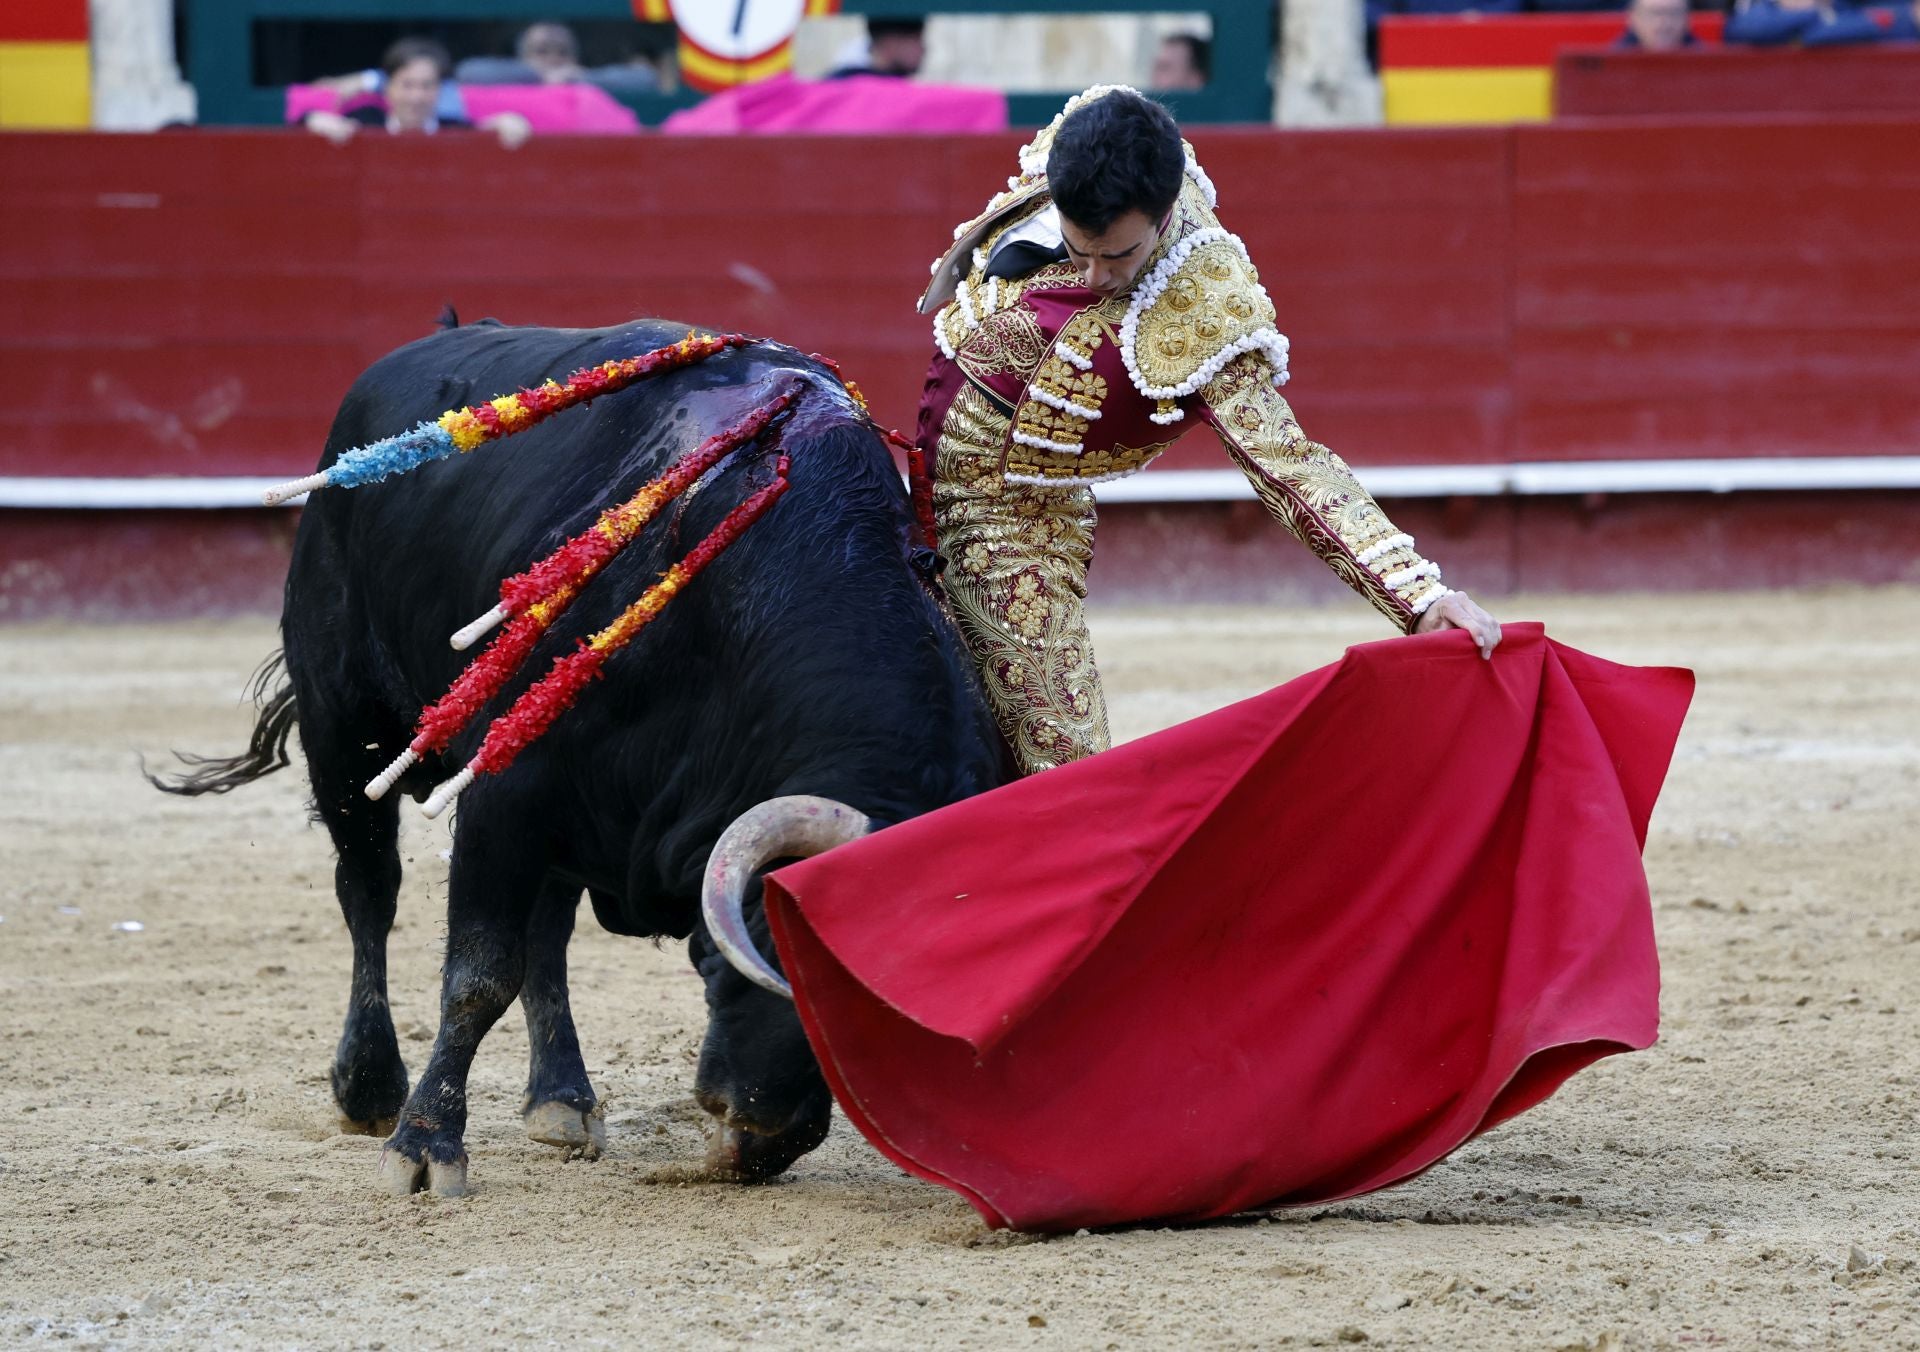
(378, 811), (545, 1198)
(519, 879), (605, 1157)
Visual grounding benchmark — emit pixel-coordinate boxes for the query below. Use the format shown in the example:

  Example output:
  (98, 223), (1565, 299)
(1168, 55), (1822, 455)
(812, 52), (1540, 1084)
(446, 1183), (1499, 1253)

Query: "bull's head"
(693, 796), (870, 1178)
(702, 795), (868, 998)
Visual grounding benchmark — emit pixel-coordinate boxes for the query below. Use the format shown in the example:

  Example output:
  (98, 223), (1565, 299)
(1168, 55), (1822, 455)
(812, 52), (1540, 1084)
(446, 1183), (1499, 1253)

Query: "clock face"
(670, 0), (807, 60)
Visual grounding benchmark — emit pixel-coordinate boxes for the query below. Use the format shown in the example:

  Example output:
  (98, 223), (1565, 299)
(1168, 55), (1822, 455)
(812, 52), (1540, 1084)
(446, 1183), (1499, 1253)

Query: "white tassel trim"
(1119, 228), (1291, 398)
(1382, 560), (1443, 591)
(1053, 341), (1092, 371)
(933, 308), (957, 361)
(1185, 154), (1218, 209)
(1011, 430), (1085, 454)
(955, 278), (978, 331)
(1027, 386), (1102, 420)
(1409, 586), (1454, 617)
(1354, 533), (1415, 567)
(1149, 407), (1186, 425)
(1005, 466), (1151, 487)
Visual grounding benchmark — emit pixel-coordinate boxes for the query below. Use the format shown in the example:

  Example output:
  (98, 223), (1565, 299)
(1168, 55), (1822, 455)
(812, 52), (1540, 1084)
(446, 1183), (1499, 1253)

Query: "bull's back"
(286, 318), (874, 735)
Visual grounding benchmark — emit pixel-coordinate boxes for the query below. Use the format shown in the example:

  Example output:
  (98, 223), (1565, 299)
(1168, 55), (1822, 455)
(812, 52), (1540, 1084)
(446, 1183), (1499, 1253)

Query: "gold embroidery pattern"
(1131, 238), (1278, 394)
(1008, 309), (1109, 454)
(933, 383), (1110, 773)
(1004, 438), (1180, 483)
(956, 304), (1048, 384)
(1201, 353), (1447, 632)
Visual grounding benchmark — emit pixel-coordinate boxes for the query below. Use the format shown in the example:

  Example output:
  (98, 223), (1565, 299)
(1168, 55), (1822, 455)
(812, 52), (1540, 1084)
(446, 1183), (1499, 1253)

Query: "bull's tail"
(146, 652), (297, 796)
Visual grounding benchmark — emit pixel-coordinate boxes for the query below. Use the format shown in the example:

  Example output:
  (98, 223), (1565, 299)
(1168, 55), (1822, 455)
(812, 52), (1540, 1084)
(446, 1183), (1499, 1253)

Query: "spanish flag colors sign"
(0, 0), (89, 128)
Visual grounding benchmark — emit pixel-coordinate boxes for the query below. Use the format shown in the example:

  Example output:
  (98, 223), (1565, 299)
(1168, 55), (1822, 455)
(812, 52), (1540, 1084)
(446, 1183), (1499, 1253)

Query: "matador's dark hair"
(1046, 90), (1185, 234)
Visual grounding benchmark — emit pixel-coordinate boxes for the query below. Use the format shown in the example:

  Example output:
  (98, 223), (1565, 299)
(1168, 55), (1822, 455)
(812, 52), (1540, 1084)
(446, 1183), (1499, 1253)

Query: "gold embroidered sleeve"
(1199, 353), (1451, 633)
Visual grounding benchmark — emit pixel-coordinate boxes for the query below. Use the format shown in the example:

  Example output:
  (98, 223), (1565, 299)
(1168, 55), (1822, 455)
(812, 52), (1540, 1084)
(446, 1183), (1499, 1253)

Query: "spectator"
(1149, 33), (1210, 90)
(1617, 0), (1699, 46)
(456, 22), (661, 96)
(1725, 0), (1920, 42)
(517, 23), (585, 82)
(305, 38), (531, 148)
(311, 43), (466, 123)
(456, 22), (583, 85)
(827, 18), (927, 78)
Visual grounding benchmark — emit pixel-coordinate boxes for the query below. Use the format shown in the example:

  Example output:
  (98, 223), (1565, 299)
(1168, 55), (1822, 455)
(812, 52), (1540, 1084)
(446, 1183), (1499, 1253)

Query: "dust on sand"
(1, 589), (1915, 1350)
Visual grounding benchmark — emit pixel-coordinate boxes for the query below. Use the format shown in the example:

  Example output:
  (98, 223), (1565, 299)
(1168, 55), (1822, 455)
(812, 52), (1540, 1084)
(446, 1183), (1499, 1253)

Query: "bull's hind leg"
(519, 879), (605, 1157)
(378, 804), (546, 1197)
(308, 730), (410, 1136)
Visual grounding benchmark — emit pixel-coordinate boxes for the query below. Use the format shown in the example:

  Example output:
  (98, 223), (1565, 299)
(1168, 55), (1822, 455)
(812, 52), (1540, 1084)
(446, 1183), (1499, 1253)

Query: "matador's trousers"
(931, 384), (1111, 775)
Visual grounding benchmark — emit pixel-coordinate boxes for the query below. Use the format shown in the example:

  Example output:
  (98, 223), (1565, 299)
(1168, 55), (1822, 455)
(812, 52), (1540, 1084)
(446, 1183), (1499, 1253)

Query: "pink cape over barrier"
(661, 73), (1007, 134)
(765, 625), (1693, 1231)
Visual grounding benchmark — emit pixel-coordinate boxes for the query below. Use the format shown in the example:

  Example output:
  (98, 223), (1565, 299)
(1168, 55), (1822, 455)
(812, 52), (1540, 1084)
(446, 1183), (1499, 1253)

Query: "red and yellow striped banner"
(0, 0), (89, 128)
(1379, 13), (1724, 125)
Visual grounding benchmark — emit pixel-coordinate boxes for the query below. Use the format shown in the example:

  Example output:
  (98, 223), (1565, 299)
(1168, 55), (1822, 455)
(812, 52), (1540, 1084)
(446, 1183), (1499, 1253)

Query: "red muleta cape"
(764, 624), (1693, 1232)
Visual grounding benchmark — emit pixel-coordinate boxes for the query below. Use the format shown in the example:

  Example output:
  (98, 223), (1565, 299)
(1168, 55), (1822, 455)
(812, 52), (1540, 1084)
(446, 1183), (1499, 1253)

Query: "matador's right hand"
(1413, 591), (1501, 660)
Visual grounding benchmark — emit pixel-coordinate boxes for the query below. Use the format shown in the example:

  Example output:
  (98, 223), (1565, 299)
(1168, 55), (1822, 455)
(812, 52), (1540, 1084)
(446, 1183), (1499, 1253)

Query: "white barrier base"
(4, 457), (1920, 510)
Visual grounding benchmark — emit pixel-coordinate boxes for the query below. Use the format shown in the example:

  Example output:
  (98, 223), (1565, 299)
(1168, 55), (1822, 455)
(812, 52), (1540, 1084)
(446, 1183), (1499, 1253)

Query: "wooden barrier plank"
(4, 122), (1918, 481)
(1513, 118), (1920, 461)
(0, 129), (355, 197)
(1517, 257), (1920, 331)
(1556, 46), (1920, 119)
(0, 274), (364, 343)
(0, 202), (357, 276)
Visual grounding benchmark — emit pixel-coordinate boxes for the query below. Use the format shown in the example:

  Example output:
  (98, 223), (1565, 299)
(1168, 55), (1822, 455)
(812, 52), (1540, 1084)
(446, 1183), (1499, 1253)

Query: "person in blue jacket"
(1726, 0), (1920, 43)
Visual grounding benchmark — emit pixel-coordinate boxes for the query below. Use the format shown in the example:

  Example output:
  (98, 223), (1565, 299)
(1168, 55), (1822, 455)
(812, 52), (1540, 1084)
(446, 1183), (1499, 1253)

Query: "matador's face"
(1059, 209), (1164, 300)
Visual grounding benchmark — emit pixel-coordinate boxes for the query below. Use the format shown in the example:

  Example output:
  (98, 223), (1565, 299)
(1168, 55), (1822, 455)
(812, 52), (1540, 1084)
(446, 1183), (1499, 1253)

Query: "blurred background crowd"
(13, 0), (1919, 139)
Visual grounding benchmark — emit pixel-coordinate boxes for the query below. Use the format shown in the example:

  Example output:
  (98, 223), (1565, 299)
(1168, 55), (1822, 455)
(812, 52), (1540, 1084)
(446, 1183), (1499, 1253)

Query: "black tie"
(982, 241), (1070, 282)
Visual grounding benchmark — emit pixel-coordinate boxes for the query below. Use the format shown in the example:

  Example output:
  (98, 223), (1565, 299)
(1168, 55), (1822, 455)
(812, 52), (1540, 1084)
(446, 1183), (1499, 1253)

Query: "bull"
(154, 317), (1006, 1195)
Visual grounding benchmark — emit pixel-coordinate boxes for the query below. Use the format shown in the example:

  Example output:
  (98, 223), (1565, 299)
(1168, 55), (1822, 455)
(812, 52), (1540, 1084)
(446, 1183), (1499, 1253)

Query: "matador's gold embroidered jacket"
(914, 86), (1453, 633)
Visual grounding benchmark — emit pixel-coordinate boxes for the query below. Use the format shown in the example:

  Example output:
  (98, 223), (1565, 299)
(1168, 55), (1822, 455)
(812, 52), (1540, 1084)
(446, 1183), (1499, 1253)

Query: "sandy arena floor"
(1, 589), (1917, 1350)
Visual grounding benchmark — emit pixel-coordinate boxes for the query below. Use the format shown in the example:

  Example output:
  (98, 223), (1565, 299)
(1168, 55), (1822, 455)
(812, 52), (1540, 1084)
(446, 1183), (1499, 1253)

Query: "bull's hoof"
(703, 1112), (828, 1182)
(523, 1100), (606, 1159)
(703, 1125), (763, 1182)
(376, 1147), (469, 1198)
(337, 1112), (399, 1138)
(331, 1057), (407, 1138)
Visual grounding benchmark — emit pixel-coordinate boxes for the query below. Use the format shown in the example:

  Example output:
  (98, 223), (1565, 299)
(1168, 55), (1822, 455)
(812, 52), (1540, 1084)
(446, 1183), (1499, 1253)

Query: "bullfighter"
(916, 85), (1501, 773)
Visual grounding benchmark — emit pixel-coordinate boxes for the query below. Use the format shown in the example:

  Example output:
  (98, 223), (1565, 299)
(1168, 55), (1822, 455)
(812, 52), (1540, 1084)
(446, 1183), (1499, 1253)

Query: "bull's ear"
(909, 546), (946, 582)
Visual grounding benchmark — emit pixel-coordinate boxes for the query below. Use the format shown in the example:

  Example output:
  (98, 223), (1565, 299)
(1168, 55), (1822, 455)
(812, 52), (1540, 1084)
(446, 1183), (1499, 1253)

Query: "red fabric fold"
(764, 625), (1692, 1231)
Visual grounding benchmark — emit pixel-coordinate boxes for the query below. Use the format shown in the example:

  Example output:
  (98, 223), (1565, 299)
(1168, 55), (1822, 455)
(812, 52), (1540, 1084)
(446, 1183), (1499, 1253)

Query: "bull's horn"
(701, 795), (871, 1000)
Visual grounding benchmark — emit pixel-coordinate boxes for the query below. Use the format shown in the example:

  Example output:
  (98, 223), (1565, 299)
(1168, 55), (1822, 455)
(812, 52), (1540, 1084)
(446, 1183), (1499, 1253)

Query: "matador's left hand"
(1413, 591), (1501, 660)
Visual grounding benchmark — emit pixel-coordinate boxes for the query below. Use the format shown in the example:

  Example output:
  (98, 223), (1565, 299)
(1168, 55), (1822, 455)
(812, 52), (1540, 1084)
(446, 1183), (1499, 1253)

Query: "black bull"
(156, 319), (1007, 1195)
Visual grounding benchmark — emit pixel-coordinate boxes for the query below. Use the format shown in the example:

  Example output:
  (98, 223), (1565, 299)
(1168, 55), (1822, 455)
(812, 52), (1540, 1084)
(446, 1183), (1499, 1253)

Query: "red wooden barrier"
(1511, 117), (1920, 461)
(5, 120), (1917, 487)
(1556, 46), (1920, 119)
